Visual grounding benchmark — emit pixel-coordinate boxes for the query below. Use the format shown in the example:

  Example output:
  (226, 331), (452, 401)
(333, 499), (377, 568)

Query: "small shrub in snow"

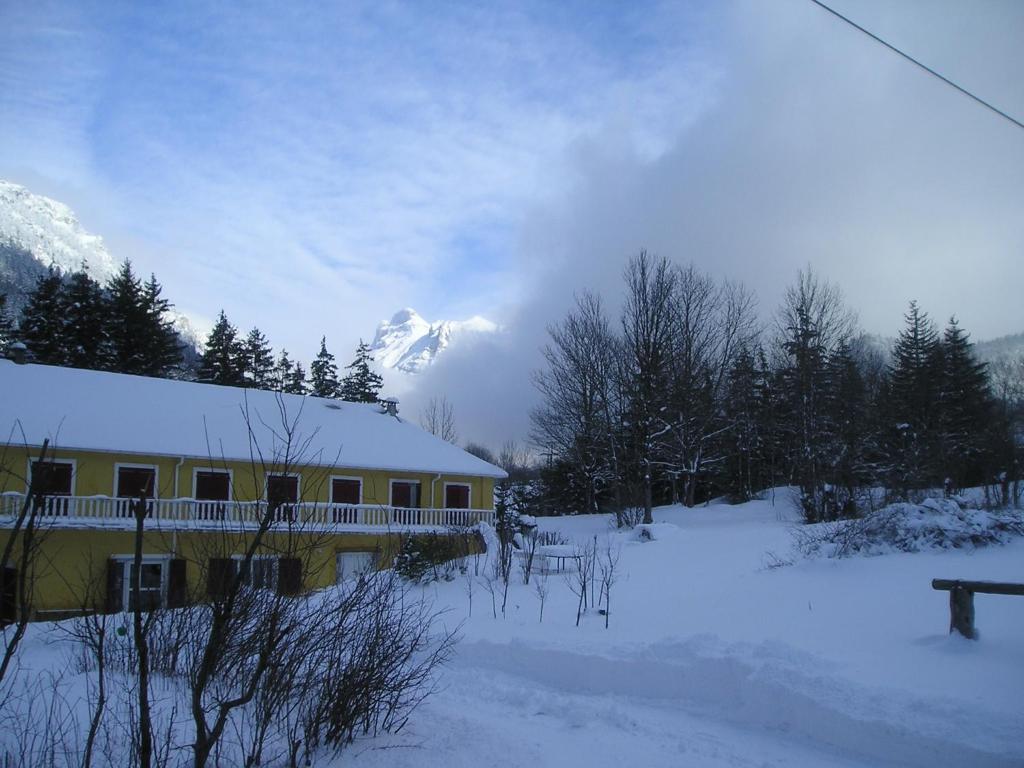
(792, 499), (1024, 559)
(394, 527), (481, 584)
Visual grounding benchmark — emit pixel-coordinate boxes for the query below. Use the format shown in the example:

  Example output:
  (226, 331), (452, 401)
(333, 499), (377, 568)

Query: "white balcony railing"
(0, 492), (494, 531)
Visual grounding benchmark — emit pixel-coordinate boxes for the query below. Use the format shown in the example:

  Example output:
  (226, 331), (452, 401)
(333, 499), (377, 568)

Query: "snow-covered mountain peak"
(370, 308), (498, 374)
(0, 180), (119, 281)
(0, 179), (203, 350)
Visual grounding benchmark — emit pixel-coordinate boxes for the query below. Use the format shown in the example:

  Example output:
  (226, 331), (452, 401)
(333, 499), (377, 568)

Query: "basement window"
(106, 555), (186, 613)
(336, 551), (376, 582)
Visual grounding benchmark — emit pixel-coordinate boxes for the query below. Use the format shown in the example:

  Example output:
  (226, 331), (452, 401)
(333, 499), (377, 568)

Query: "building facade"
(0, 360), (504, 616)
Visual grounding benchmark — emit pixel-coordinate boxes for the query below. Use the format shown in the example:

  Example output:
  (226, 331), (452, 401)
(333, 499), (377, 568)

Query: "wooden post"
(949, 585), (975, 639)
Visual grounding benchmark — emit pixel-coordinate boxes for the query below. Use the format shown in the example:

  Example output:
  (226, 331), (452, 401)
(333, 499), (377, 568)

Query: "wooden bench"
(931, 579), (1024, 639)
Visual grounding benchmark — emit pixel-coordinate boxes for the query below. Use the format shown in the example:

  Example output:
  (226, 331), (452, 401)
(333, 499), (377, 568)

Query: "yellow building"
(0, 359), (504, 617)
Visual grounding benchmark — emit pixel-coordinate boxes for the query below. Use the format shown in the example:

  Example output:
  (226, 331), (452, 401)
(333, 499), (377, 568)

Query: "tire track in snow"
(454, 638), (1024, 768)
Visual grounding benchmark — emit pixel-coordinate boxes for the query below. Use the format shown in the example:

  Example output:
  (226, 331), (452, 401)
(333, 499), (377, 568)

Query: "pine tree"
(823, 341), (872, 516)
(61, 268), (109, 369)
(720, 346), (765, 502)
(20, 268), (67, 365)
(938, 318), (992, 491)
(274, 348), (295, 391)
(0, 293), (15, 352)
(288, 362), (308, 395)
(105, 260), (148, 375)
(339, 339), (384, 403)
(778, 303), (831, 520)
(883, 301), (944, 494)
(242, 327), (275, 389)
(198, 310), (244, 385)
(139, 274), (183, 377)
(309, 336), (340, 398)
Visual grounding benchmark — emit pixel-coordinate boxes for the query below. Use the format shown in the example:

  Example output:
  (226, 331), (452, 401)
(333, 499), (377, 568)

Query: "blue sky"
(3, 0), (1023, 444)
(0, 0), (721, 354)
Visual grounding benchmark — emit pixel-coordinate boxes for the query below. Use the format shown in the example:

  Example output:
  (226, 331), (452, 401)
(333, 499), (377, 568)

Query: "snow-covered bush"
(792, 498), (1024, 558)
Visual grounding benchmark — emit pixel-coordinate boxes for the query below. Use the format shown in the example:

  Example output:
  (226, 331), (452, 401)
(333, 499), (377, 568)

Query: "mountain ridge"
(0, 179), (203, 349)
(370, 307), (498, 374)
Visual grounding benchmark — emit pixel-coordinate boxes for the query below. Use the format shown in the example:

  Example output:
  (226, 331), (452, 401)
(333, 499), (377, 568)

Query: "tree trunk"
(132, 496), (153, 768)
(643, 463), (653, 525)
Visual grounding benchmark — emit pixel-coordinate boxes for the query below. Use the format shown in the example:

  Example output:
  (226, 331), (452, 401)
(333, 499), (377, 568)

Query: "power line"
(808, 0), (1024, 132)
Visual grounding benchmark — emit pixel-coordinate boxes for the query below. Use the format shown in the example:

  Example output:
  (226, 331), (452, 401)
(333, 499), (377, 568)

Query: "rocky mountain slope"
(370, 307), (497, 374)
(0, 179), (202, 348)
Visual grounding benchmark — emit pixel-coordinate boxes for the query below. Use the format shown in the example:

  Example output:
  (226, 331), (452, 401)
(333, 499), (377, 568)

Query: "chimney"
(380, 397), (399, 417)
(7, 342), (27, 365)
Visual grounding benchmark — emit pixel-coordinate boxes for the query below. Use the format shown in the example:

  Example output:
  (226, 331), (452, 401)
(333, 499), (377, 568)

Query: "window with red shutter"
(331, 478), (361, 505)
(30, 461), (73, 495)
(445, 484), (471, 509)
(117, 467), (156, 498)
(195, 471), (231, 501)
(390, 481), (420, 508)
(267, 475), (299, 507)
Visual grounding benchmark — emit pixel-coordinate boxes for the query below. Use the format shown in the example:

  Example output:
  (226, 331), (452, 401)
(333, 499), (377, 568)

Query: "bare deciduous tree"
(420, 395), (458, 444)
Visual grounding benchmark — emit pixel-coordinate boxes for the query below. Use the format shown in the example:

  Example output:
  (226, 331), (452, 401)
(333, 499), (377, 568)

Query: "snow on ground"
(349, 494), (1024, 768)
(6, 494), (1022, 767)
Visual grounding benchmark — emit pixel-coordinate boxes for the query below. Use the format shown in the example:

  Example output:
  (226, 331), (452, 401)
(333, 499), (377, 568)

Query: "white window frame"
(335, 550), (377, 583)
(443, 481), (473, 509)
(389, 479), (422, 508)
(111, 554), (170, 611)
(25, 457), (77, 495)
(230, 554), (279, 590)
(329, 475), (363, 505)
(192, 467), (234, 501)
(264, 471), (302, 504)
(114, 462), (160, 498)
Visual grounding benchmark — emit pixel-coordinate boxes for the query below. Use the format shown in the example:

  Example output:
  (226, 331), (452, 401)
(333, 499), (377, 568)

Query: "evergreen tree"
(139, 274), (183, 377)
(309, 336), (340, 398)
(883, 301), (944, 494)
(198, 310), (244, 385)
(105, 260), (148, 374)
(937, 318), (992, 490)
(274, 348), (295, 391)
(61, 268), (109, 369)
(0, 293), (15, 352)
(242, 327), (275, 389)
(823, 341), (873, 516)
(339, 339), (384, 403)
(288, 361), (308, 395)
(20, 268), (67, 365)
(720, 345), (769, 502)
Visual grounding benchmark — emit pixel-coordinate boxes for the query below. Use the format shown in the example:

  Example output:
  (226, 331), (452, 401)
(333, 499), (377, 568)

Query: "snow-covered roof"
(0, 361), (507, 479)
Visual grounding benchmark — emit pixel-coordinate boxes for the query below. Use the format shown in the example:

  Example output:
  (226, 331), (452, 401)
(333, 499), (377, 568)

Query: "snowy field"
(352, 494), (1024, 768)
(6, 494), (1024, 767)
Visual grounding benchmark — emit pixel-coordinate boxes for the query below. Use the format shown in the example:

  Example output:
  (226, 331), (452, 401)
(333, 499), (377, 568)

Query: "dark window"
(267, 475), (299, 507)
(237, 558), (278, 590)
(445, 484), (471, 509)
(391, 481), (420, 508)
(207, 557), (301, 597)
(167, 559), (188, 608)
(331, 478), (361, 505)
(278, 557), (302, 595)
(108, 559), (167, 613)
(31, 461), (73, 495)
(117, 467), (156, 498)
(195, 471), (231, 501)
(129, 562), (164, 611)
